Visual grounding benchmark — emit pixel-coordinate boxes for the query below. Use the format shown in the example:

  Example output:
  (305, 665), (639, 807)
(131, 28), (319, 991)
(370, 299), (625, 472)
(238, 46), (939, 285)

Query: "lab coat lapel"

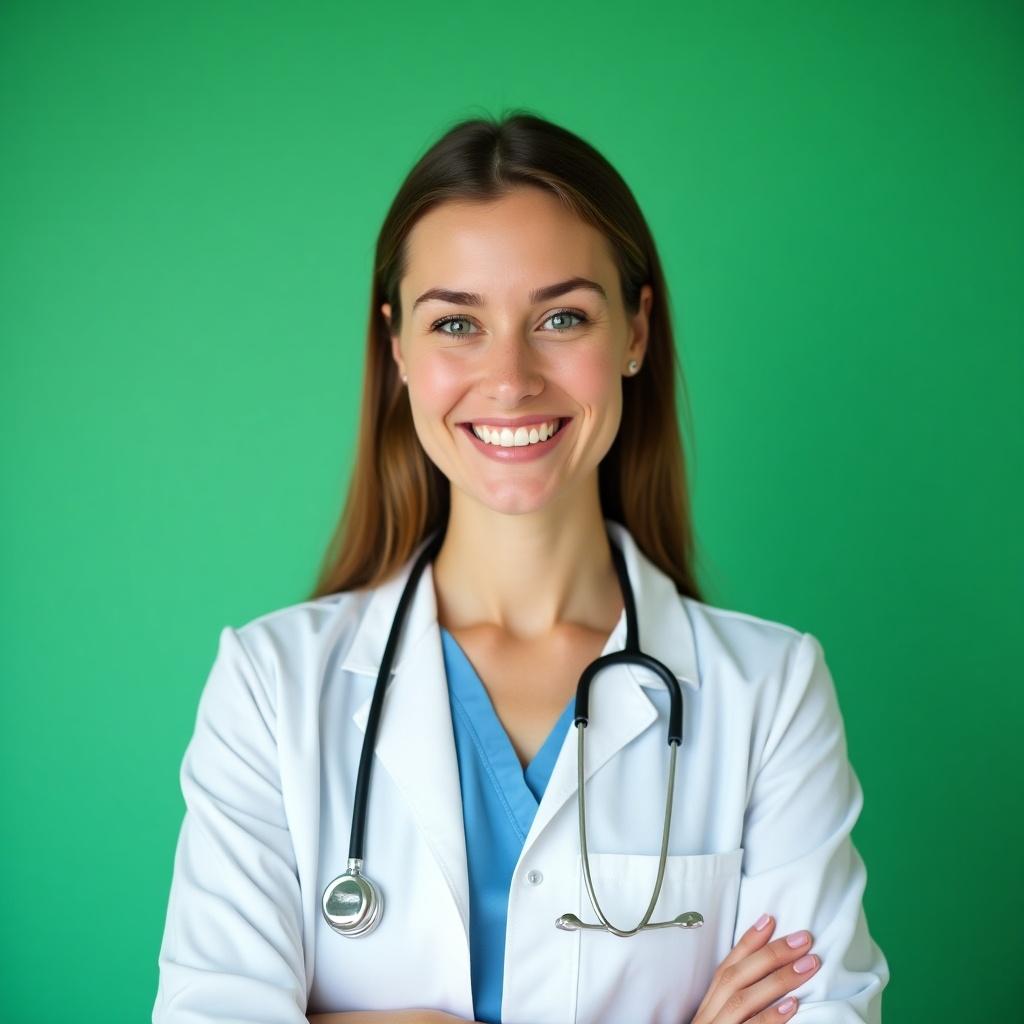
(342, 541), (471, 942)
(522, 519), (702, 855)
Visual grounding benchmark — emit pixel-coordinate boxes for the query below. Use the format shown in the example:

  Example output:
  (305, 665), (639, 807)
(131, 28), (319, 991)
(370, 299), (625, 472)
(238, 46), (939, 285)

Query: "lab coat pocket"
(573, 848), (744, 1024)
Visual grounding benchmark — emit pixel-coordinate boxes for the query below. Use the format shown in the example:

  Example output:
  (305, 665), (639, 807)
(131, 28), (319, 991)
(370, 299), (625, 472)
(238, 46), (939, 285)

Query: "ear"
(626, 284), (653, 368)
(381, 302), (405, 379)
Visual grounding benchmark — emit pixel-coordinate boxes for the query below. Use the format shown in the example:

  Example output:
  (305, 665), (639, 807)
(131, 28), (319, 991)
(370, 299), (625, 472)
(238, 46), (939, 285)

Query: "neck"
(432, 483), (622, 641)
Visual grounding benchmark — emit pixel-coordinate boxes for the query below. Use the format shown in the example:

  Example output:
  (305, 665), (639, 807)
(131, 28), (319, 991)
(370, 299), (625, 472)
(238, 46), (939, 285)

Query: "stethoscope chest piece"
(322, 859), (383, 937)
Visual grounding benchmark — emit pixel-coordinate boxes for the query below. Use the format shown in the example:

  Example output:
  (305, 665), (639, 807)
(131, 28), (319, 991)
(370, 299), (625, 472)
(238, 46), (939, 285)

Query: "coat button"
(526, 869), (543, 885)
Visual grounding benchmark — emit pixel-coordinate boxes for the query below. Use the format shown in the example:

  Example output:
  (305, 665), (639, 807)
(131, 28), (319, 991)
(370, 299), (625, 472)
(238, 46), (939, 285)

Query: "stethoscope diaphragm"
(322, 859), (384, 937)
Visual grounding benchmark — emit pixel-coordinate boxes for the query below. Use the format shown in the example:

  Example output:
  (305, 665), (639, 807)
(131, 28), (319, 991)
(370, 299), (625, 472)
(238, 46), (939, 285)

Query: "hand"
(689, 914), (821, 1023)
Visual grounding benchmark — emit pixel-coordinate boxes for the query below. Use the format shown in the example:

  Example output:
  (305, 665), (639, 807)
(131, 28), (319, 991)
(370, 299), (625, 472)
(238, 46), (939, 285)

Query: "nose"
(480, 333), (545, 404)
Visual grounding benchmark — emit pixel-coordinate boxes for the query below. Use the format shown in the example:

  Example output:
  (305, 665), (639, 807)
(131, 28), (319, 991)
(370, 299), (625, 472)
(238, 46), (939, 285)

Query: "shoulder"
(216, 588), (372, 707)
(682, 594), (808, 682)
(681, 596), (843, 739)
(235, 588), (368, 647)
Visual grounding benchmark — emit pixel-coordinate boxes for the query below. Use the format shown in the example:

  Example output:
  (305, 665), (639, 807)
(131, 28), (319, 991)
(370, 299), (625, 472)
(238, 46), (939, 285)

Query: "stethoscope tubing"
(565, 528), (689, 936)
(347, 525), (447, 863)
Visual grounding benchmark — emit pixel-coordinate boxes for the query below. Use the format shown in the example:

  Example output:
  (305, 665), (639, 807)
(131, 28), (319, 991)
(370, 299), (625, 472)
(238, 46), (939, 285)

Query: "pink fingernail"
(778, 997), (796, 1014)
(754, 913), (771, 931)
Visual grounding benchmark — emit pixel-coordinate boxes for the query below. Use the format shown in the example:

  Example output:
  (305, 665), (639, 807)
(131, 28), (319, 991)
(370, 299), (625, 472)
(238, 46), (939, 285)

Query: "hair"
(308, 107), (704, 602)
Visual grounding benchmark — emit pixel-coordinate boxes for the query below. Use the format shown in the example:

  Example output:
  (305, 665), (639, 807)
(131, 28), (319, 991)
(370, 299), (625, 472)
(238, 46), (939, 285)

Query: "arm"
(731, 632), (890, 1023)
(307, 1014), (476, 1023)
(153, 626), (309, 1023)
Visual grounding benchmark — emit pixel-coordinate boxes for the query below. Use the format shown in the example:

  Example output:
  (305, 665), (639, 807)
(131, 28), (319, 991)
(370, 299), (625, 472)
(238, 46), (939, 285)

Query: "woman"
(153, 111), (889, 1024)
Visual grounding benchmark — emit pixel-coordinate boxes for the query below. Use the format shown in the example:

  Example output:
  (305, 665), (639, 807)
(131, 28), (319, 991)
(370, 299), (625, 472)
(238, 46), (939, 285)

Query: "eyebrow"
(411, 276), (607, 312)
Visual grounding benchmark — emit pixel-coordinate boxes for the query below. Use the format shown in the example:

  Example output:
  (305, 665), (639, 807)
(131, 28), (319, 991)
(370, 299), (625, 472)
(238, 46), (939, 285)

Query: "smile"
(458, 418), (571, 462)
(469, 418), (566, 447)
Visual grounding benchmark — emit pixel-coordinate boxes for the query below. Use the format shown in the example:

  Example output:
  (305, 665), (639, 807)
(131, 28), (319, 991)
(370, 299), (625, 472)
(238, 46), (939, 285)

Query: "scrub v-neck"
(440, 626), (575, 1024)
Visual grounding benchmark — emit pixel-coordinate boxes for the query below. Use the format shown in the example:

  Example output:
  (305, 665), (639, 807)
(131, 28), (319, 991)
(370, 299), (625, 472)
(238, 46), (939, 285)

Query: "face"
(380, 186), (651, 518)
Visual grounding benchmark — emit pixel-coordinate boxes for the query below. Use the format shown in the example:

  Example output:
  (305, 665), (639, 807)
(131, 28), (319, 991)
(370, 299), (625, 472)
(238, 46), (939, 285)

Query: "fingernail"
(754, 913), (771, 931)
(794, 954), (817, 974)
(786, 930), (810, 948)
(778, 997), (796, 1014)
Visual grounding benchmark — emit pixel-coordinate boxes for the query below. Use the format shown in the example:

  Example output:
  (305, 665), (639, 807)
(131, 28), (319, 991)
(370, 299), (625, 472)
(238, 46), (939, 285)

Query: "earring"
(401, 373), (408, 384)
(627, 360), (639, 375)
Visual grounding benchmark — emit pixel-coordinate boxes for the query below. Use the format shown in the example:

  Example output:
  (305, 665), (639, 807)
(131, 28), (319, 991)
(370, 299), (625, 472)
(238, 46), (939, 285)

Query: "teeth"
(471, 418), (561, 447)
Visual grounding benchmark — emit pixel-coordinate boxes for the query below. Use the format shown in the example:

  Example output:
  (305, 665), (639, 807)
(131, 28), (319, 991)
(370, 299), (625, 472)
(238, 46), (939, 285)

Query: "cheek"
(555, 349), (619, 409)
(411, 356), (464, 419)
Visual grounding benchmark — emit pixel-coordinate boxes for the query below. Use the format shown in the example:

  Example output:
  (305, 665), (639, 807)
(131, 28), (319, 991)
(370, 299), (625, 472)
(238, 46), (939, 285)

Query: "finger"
(715, 949), (820, 1024)
(701, 930), (817, 1024)
(749, 995), (800, 1021)
(738, 952), (820, 1023)
(716, 913), (777, 973)
(691, 915), (776, 1023)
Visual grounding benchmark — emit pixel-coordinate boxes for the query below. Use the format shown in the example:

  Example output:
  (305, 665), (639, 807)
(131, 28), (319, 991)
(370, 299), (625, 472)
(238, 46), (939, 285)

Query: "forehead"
(401, 187), (617, 306)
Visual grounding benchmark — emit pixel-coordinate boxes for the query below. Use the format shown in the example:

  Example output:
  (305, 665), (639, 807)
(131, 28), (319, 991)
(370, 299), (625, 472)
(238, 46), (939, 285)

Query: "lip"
(457, 414), (569, 428)
(458, 417), (571, 462)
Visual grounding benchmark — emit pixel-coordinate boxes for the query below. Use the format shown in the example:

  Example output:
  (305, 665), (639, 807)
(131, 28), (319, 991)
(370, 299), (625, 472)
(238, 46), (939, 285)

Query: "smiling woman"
(375, 181), (658, 525)
(153, 109), (888, 1024)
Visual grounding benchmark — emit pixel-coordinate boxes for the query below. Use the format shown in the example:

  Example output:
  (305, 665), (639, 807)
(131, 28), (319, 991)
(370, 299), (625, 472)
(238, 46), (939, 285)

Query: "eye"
(543, 308), (588, 331)
(430, 315), (478, 337)
(429, 308), (589, 336)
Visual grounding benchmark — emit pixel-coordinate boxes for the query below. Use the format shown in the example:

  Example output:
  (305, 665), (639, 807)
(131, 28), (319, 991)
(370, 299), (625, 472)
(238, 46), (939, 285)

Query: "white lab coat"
(153, 519), (889, 1024)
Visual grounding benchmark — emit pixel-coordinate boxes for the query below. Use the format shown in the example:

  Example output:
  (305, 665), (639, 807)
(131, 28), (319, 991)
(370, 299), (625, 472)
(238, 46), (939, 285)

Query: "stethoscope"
(322, 523), (705, 939)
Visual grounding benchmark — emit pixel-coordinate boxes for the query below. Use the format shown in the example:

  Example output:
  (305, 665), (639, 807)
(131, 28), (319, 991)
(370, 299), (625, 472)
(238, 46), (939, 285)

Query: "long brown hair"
(308, 108), (704, 602)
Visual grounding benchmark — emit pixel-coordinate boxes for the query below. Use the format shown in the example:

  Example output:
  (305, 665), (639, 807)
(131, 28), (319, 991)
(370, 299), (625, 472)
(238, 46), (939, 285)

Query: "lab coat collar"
(340, 518), (701, 943)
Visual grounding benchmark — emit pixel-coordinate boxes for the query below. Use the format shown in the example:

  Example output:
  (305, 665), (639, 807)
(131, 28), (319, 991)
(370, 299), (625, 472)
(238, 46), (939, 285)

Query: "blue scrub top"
(440, 627), (576, 1024)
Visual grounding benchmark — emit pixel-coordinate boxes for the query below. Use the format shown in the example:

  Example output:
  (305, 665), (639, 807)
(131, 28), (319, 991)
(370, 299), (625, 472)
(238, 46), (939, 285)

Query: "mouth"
(457, 417), (571, 447)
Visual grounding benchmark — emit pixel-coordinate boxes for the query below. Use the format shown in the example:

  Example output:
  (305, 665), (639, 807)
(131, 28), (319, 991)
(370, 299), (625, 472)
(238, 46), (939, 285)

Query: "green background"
(2, 2), (1021, 1020)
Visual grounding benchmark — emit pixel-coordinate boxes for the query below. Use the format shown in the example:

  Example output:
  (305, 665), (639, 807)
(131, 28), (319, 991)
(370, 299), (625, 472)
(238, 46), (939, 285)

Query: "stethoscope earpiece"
(556, 910), (703, 932)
